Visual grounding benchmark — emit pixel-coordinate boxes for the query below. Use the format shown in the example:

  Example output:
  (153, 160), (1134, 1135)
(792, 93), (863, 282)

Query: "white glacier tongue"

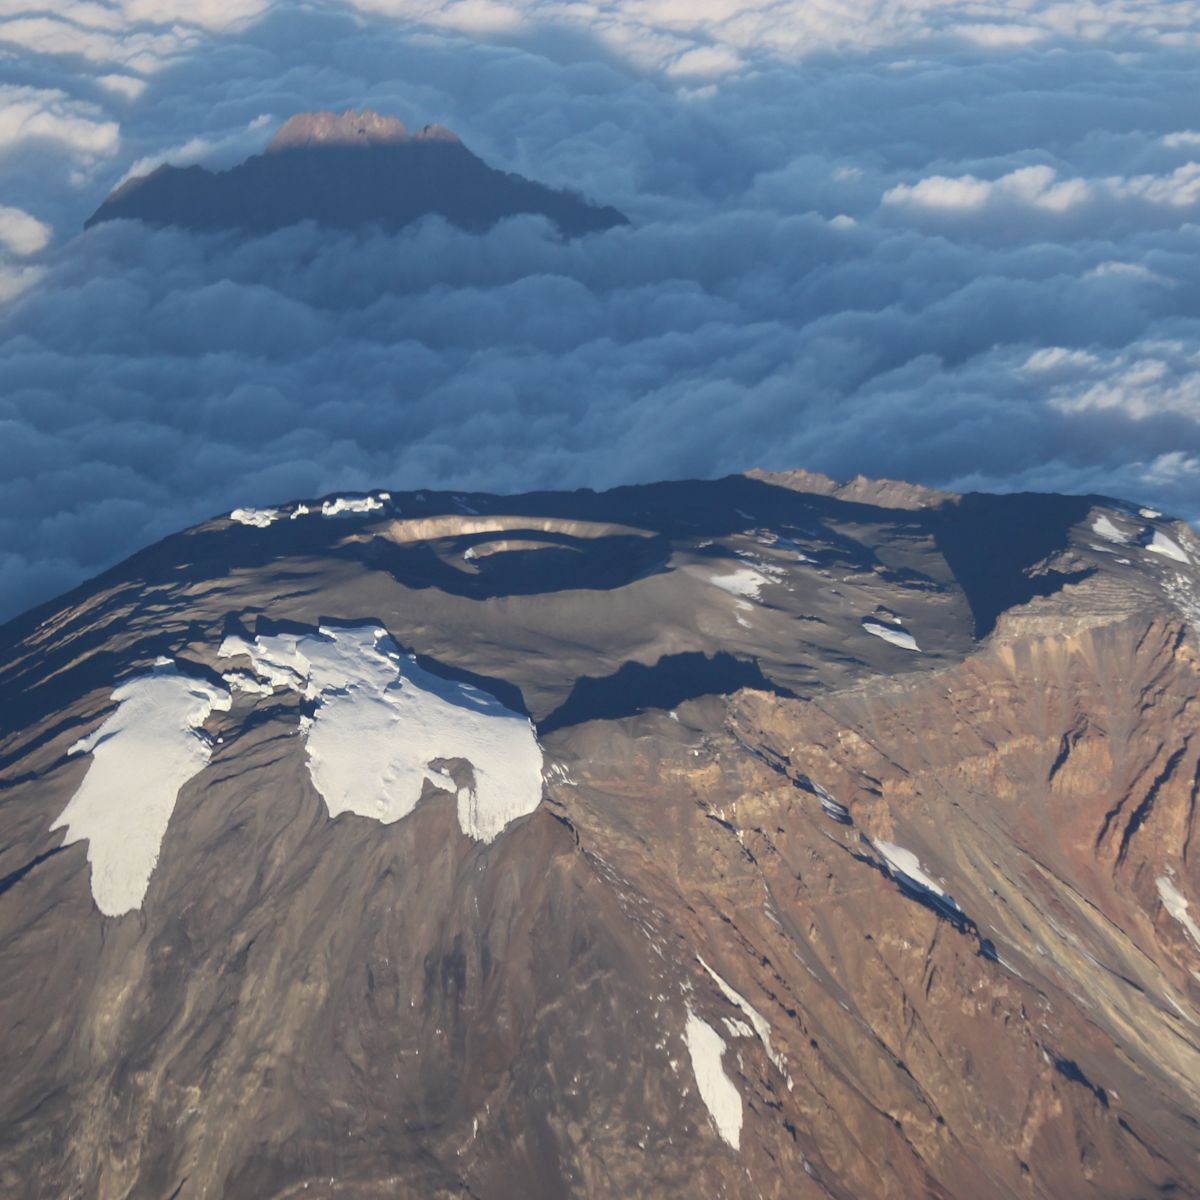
(697, 956), (789, 1081)
(684, 1009), (742, 1150)
(862, 618), (920, 651)
(872, 839), (960, 911)
(52, 661), (231, 917)
(1144, 529), (1191, 564)
(218, 623), (543, 841)
(1157, 876), (1200, 951)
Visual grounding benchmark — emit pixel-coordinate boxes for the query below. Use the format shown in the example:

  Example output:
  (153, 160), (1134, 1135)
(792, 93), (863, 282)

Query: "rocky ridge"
(1, 471), (1199, 1198)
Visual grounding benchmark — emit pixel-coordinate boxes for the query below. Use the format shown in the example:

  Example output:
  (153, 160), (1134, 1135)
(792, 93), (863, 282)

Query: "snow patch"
(51, 662), (231, 916)
(321, 495), (385, 517)
(1144, 529), (1191, 563)
(1091, 514), (1130, 544)
(873, 840), (960, 911)
(862, 619), (920, 651)
(222, 669), (276, 696)
(711, 565), (771, 603)
(698, 956), (789, 1079)
(684, 1009), (742, 1150)
(218, 624), (542, 842)
(230, 507), (280, 528)
(1157, 876), (1200, 951)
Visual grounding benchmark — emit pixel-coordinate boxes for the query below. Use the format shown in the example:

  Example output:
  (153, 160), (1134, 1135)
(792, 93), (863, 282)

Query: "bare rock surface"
(85, 108), (627, 238)
(2, 472), (1199, 1198)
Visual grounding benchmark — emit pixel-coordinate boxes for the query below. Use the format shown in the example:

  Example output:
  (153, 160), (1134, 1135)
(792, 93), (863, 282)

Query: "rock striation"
(1, 472), (1199, 1198)
(85, 108), (628, 238)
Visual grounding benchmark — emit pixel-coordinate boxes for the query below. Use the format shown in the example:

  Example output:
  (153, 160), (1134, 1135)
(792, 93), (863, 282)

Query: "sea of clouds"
(1, 0), (1199, 619)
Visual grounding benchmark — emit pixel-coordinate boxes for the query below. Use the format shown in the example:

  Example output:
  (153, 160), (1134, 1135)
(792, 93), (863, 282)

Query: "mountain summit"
(265, 109), (460, 152)
(85, 108), (628, 238)
(3, 471), (1200, 1198)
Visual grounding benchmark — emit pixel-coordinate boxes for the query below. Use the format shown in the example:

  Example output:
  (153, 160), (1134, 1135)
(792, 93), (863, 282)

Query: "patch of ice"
(722, 1017), (754, 1039)
(222, 669), (275, 696)
(1091, 514), (1130, 544)
(290, 504), (311, 519)
(1144, 529), (1191, 564)
(321, 495), (385, 517)
(230, 507), (280, 528)
(873, 839), (960, 911)
(711, 566), (771, 603)
(218, 624), (542, 842)
(1157, 876), (1200, 951)
(1140, 507), (1163, 519)
(862, 619), (920, 651)
(684, 1009), (742, 1150)
(51, 662), (231, 916)
(698, 956), (788, 1078)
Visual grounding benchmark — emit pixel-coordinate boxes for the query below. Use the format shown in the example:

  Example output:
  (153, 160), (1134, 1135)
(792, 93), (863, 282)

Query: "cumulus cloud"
(0, 85), (119, 159)
(2, 0), (1200, 620)
(0, 206), (52, 256)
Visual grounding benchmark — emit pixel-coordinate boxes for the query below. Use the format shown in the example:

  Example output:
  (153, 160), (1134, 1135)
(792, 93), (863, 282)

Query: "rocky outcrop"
(1, 473), (1198, 1198)
(85, 108), (628, 238)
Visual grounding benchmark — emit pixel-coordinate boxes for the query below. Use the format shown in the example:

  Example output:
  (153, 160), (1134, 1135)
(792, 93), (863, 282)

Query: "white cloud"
(0, 262), (44, 304)
(1042, 342), (1200, 422)
(1084, 261), (1171, 285)
(97, 74), (148, 101)
(0, 206), (52, 256)
(666, 45), (743, 78)
(0, 85), (119, 160)
(883, 161), (1200, 225)
(1163, 130), (1200, 149)
(884, 164), (1091, 214)
(1108, 161), (1200, 207)
(117, 114), (273, 184)
(951, 22), (1047, 48)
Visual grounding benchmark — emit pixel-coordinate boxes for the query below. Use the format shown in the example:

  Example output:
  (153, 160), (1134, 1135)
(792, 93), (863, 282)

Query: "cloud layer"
(2, 1), (1200, 619)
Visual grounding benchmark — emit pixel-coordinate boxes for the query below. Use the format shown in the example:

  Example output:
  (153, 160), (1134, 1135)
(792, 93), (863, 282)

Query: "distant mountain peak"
(266, 108), (461, 152)
(85, 109), (627, 238)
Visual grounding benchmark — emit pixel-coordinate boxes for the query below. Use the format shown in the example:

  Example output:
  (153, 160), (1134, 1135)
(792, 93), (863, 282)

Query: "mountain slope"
(1, 472), (1199, 1199)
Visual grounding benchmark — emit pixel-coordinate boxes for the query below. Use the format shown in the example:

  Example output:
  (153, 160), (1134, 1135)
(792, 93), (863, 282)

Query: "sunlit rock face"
(84, 108), (629, 238)
(2, 469), (1200, 1199)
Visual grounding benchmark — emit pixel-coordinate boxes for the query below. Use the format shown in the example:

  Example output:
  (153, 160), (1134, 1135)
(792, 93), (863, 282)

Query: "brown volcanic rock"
(1, 473), (1199, 1198)
(265, 108), (461, 151)
(85, 108), (627, 238)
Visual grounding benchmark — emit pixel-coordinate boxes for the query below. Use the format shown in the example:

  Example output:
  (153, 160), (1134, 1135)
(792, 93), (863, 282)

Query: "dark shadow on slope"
(932, 492), (1097, 639)
(0, 845), (65, 898)
(1052, 1055), (1109, 1108)
(540, 651), (789, 734)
